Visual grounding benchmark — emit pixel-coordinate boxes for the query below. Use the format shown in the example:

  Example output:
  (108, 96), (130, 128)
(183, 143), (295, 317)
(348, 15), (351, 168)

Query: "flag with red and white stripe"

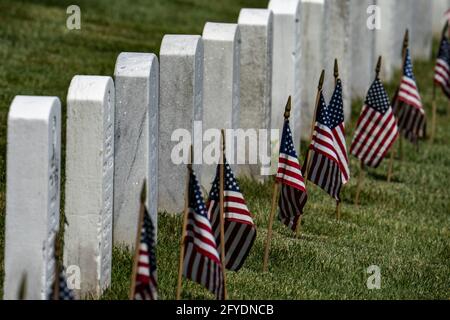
(276, 120), (307, 231)
(207, 160), (256, 271)
(350, 78), (399, 168)
(305, 80), (350, 201)
(183, 169), (224, 299)
(434, 35), (450, 98)
(393, 48), (426, 144)
(132, 207), (158, 300)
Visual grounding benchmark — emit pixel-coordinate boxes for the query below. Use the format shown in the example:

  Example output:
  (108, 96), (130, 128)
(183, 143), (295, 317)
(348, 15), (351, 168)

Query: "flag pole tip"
(318, 70), (325, 90)
(333, 59), (339, 79)
(376, 56), (382, 78)
(140, 179), (147, 203)
(284, 96), (291, 119)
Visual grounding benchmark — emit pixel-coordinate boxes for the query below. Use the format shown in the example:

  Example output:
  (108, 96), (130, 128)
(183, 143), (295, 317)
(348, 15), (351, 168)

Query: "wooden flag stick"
(263, 97), (291, 271)
(297, 71), (325, 237)
(263, 182), (279, 272)
(355, 56), (382, 202)
(52, 231), (61, 300)
(129, 180), (147, 300)
(334, 58), (339, 85)
(176, 146), (193, 300)
(354, 161), (365, 206)
(431, 84), (437, 143)
(398, 29), (409, 161)
(304, 70), (325, 182)
(333, 59), (341, 220)
(219, 129), (228, 300)
(18, 274), (27, 300)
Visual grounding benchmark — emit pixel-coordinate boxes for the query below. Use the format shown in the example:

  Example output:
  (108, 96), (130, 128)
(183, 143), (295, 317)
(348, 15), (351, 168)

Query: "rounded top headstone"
(114, 53), (158, 79)
(202, 22), (240, 42)
(8, 96), (60, 121)
(67, 75), (114, 103)
(238, 8), (273, 26)
(302, 0), (324, 4)
(268, 0), (301, 14)
(160, 35), (202, 56)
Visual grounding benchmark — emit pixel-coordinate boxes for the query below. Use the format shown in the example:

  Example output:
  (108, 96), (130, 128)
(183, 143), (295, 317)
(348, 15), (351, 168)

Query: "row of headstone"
(3, 0), (441, 299)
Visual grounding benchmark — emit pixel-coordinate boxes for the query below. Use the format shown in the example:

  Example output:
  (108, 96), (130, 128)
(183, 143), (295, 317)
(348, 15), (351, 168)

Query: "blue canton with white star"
(189, 171), (208, 218)
(279, 120), (298, 159)
(327, 80), (344, 129)
(316, 92), (329, 126)
(438, 37), (450, 65)
(366, 78), (390, 114)
(209, 160), (241, 201)
(403, 48), (416, 81)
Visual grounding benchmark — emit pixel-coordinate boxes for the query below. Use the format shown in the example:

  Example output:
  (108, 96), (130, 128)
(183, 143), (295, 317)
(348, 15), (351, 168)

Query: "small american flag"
(183, 169), (224, 299)
(276, 120), (307, 231)
(132, 207), (158, 300)
(305, 80), (350, 200)
(207, 160), (256, 271)
(393, 48), (426, 144)
(48, 269), (75, 300)
(350, 78), (399, 168)
(434, 35), (450, 98)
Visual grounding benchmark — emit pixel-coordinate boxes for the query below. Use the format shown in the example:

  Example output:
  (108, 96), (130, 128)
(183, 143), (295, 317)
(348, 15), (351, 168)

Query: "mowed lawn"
(1, 0), (449, 300)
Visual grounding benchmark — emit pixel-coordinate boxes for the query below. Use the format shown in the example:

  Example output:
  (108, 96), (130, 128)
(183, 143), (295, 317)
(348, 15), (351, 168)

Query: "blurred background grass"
(0, 0), (449, 300)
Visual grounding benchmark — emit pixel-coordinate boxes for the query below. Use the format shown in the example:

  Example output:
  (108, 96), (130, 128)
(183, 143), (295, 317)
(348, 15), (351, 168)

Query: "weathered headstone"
(201, 22), (240, 188)
(375, 0), (412, 81)
(238, 9), (273, 179)
(410, 0), (433, 60)
(300, 0), (324, 139)
(432, 0), (450, 36)
(350, 0), (376, 99)
(64, 76), (114, 298)
(323, 0), (352, 120)
(159, 35), (203, 213)
(113, 53), (159, 246)
(4, 96), (61, 300)
(268, 0), (302, 148)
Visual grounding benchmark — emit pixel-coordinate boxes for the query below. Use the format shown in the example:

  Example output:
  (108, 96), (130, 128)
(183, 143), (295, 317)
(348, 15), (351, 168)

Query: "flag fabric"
(350, 78), (399, 168)
(48, 269), (75, 300)
(393, 48), (426, 144)
(275, 120), (307, 231)
(305, 80), (350, 201)
(207, 160), (256, 271)
(183, 169), (224, 299)
(132, 207), (158, 300)
(434, 35), (450, 98)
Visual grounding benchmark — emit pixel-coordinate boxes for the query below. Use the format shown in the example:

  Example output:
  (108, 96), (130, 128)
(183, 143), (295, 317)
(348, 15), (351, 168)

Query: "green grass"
(1, 0), (449, 300)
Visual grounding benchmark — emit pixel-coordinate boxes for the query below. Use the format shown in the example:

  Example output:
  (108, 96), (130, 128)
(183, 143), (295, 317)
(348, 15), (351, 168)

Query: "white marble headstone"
(238, 9), (273, 180)
(159, 35), (203, 213)
(268, 0), (302, 149)
(350, 0), (376, 99)
(323, 0), (352, 120)
(375, 0), (412, 81)
(410, 0), (433, 60)
(4, 96), (61, 300)
(432, 0), (450, 36)
(64, 76), (114, 298)
(300, 0), (325, 139)
(201, 22), (240, 188)
(113, 52), (159, 246)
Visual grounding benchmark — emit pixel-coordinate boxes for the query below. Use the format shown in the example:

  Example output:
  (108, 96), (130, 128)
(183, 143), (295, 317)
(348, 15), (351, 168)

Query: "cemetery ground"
(0, 0), (449, 299)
